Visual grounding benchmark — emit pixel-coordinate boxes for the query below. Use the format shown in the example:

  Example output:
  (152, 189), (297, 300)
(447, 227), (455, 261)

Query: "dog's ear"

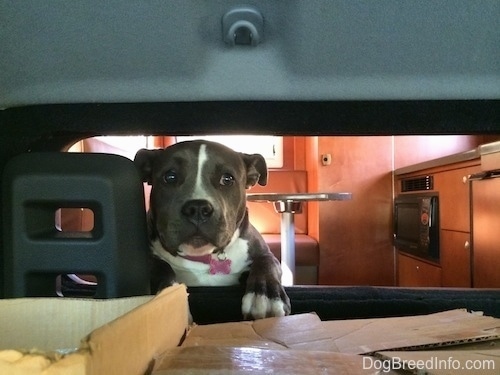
(241, 153), (268, 188)
(134, 148), (162, 185)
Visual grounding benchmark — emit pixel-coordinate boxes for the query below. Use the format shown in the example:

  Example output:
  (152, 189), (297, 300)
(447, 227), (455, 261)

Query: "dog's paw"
(242, 256), (291, 320)
(241, 291), (290, 320)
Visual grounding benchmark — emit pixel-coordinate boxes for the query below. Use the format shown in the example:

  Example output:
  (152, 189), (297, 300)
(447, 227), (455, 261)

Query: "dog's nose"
(181, 200), (214, 224)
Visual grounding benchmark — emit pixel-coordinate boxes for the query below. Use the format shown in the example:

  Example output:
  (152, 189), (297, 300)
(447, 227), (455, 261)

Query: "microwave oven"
(393, 193), (439, 261)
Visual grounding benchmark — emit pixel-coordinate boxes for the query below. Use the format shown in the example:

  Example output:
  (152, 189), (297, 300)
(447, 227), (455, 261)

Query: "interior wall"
(305, 137), (319, 241)
(394, 135), (500, 169)
(313, 136), (395, 286)
(310, 135), (500, 286)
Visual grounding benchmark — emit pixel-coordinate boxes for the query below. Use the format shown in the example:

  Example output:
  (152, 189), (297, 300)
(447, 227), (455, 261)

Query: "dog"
(134, 140), (291, 319)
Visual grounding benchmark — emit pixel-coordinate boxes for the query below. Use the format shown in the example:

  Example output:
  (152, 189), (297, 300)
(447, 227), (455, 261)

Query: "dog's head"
(134, 140), (267, 257)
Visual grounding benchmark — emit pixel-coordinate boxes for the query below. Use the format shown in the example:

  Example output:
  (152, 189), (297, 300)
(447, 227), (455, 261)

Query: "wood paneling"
(305, 137), (319, 241)
(440, 230), (471, 287)
(398, 253), (442, 287)
(316, 136), (395, 286)
(434, 166), (480, 232)
(293, 136), (307, 170)
(472, 177), (500, 288)
(394, 136), (487, 170)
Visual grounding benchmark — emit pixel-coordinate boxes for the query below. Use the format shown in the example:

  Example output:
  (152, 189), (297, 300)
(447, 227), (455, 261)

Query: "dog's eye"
(163, 170), (178, 184)
(219, 173), (235, 186)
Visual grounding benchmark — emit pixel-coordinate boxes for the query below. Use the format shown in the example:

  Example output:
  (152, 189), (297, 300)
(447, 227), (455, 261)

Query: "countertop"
(394, 140), (500, 176)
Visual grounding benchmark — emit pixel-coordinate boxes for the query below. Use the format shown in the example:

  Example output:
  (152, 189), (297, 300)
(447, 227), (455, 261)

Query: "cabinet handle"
(462, 176), (468, 184)
(416, 266), (420, 271)
(464, 241), (470, 250)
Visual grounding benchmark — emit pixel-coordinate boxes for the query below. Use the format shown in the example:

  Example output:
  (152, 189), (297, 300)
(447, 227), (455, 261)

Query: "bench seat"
(262, 234), (319, 285)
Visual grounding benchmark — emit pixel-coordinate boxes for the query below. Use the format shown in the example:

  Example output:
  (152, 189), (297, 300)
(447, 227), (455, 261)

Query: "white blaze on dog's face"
(134, 140), (267, 257)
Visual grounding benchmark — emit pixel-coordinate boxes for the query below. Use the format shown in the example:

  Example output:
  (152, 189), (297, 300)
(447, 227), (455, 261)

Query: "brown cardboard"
(321, 309), (500, 354)
(181, 310), (500, 355)
(0, 284), (189, 375)
(153, 310), (499, 374)
(154, 346), (374, 375)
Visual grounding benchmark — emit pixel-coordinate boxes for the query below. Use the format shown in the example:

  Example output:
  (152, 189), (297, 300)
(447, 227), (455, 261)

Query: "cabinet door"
(398, 253), (442, 287)
(440, 230), (471, 287)
(434, 166), (479, 232)
(472, 177), (500, 288)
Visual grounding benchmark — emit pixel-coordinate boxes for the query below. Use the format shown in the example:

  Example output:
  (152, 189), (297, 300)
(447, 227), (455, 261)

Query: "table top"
(246, 192), (352, 202)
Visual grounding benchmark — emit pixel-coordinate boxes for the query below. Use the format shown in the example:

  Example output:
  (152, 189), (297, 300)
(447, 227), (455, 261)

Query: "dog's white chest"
(151, 237), (252, 286)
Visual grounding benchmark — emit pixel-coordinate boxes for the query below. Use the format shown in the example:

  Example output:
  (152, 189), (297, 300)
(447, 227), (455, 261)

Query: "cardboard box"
(3, 283), (497, 375)
(154, 309), (500, 374)
(0, 284), (189, 375)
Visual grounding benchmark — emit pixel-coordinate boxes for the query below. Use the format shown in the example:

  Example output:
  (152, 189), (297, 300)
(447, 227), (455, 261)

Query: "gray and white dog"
(134, 140), (291, 319)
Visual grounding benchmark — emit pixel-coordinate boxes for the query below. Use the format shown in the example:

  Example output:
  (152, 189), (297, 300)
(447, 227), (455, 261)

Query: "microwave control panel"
(419, 198), (432, 249)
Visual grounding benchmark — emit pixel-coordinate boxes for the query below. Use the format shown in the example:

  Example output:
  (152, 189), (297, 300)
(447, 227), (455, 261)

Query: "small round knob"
(464, 240), (470, 250)
(222, 6), (263, 46)
(462, 176), (468, 184)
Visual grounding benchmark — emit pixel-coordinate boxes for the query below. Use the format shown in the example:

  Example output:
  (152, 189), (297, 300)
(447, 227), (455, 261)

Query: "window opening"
(176, 135), (283, 168)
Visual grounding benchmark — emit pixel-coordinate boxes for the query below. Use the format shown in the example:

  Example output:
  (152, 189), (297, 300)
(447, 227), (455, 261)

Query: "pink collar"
(180, 253), (232, 275)
(179, 254), (212, 264)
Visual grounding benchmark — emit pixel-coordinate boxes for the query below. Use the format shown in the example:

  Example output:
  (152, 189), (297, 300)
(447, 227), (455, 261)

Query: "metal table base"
(247, 193), (352, 285)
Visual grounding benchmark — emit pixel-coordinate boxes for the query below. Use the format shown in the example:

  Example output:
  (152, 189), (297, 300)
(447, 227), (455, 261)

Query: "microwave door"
(470, 173), (500, 288)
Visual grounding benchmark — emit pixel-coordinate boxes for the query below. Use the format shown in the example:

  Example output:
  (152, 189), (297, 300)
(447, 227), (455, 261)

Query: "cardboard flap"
(84, 284), (188, 375)
(321, 309), (500, 354)
(183, 310), (500, 357)
(183, 313), (338, 351)
(182, 321), (285, 350)
(252, 313), (338, 351)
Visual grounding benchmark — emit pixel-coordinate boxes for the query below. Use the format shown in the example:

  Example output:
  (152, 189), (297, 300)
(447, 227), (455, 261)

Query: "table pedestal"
(274, 201), (302, 286)
(247, 192), (352, 286)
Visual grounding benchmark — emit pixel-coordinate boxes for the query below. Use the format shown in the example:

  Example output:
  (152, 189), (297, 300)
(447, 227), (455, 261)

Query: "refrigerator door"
(471, 177), (500, 288)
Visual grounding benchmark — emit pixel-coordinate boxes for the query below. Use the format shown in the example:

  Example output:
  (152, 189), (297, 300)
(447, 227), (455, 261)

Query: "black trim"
(187, 285), (500, 323)
(1, 100), (499, 142)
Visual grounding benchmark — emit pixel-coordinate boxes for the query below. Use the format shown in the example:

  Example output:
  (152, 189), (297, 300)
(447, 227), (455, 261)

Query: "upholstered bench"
(263, 234), (319, 284)
(247, 170), (320, 285)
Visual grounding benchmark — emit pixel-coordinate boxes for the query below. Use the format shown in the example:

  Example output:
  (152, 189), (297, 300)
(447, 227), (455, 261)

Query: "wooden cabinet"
(433, 165), (479, 287)
(398, 252), (441, 287)
(440, 230), (471, 287)
(395, 161), (480, 288)
(471, 176), (500, 288)
(434, 166), (478, 232)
